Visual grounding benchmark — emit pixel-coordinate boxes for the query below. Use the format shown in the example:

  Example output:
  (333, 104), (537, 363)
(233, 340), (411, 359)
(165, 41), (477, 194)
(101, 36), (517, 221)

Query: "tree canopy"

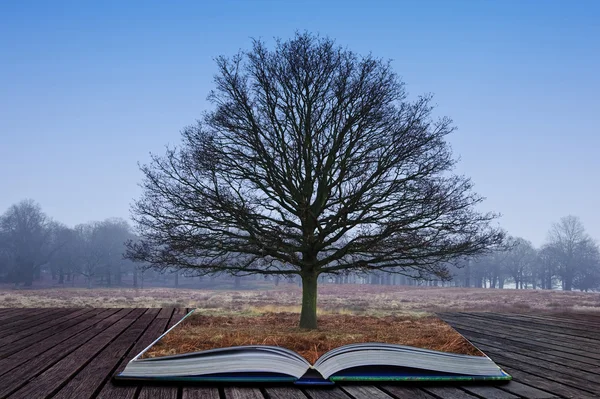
(128, 32), (504, 328)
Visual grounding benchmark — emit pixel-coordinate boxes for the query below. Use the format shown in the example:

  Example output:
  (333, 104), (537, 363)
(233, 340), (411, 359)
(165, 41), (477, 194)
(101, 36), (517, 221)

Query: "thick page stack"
(115, 310), (511, 385)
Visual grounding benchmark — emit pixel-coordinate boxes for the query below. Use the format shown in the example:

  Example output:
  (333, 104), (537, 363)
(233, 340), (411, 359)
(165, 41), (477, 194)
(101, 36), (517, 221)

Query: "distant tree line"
(1, 200), (598, 292)
(440, 215), (600, 291)
(0, 199), (138, 288)
(295, 216), (600, 292)
(0, 199), (284, 289)
(324, 215), (600, 292)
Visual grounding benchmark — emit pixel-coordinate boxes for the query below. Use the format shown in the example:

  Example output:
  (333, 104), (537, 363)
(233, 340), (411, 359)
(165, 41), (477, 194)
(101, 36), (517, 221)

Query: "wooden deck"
(0, 309), (599, 399)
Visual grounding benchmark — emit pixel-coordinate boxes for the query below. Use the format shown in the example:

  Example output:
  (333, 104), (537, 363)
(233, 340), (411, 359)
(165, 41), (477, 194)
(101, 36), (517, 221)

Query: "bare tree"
(503, 237), (536, 289)
(72, 219), (134, 288)
(0, 229), (12, 282)
(0, 200), (53, 286)
(531, 244), (556, 290)
(93, 218), (135, 286)
(572, 240), (600, 292)
(74, 222), (104, 288)
(466, 251), (508, 289)
(48, 223), (79, 284)
(128, 33), (503, 328)
(546, 215), (594, 291)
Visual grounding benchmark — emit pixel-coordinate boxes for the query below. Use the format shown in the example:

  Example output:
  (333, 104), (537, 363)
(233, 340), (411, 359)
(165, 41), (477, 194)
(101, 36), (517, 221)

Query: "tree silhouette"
(128, 33), (503, 328)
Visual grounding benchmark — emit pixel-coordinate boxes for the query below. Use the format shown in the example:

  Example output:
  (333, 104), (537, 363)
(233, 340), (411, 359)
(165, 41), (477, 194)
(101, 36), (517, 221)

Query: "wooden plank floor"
(0, 309), (598, 399)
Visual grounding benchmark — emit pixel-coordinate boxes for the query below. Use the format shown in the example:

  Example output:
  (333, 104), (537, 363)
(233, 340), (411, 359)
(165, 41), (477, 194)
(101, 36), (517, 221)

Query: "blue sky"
(1, 0), (598, 246)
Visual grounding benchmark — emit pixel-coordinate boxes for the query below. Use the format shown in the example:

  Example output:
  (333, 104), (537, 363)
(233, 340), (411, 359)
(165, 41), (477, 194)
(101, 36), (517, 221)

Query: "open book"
(115, 310), (511, 385)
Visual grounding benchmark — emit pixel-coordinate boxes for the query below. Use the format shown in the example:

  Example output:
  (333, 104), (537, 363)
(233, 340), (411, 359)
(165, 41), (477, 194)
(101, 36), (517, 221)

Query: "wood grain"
(0, 309), (598, 398)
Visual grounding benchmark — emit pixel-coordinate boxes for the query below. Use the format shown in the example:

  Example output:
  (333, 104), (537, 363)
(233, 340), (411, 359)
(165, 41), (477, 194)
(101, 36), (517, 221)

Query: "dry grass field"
(1, 284), (599, 315)
(142, 312), (483, 363)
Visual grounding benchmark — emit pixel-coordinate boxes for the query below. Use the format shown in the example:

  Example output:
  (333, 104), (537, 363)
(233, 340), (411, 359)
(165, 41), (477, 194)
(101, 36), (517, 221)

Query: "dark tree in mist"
(537, 244), (559, 289)
(73, 219), (135, 288)
(93, 218), (135, 286)
(546, 215), (600, 291)
(128, 33), (503, 328)
(48, 223), (78, 284)
(503, 236), (536, 289)
(0, 199), (53, 286)
(572, 240), (600, 292)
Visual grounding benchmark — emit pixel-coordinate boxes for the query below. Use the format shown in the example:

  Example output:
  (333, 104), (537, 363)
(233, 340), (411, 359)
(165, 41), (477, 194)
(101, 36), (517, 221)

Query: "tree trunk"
(370, 274), (379, 285)
(133, 268), (138, 288)
(116, 268), (122, 285)
(23, 262), (34, 287)
(564, 274), (573, 291)
(299, 272), (318, 329)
